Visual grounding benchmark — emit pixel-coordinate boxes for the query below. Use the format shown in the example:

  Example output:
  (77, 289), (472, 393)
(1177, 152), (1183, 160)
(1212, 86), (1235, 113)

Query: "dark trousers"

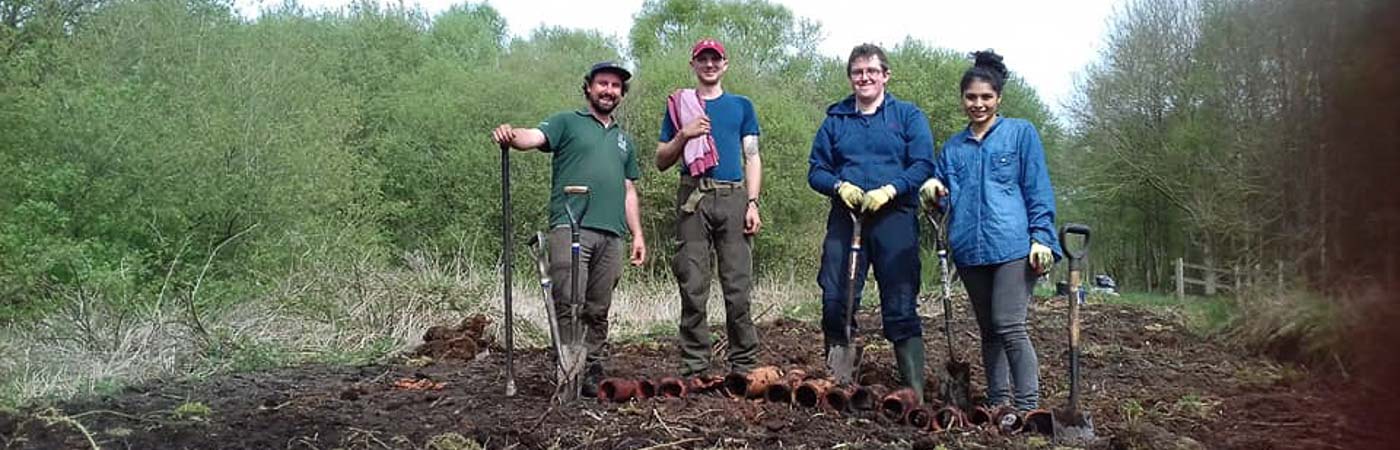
(673, 176), (759, 375)
(547, 227), (623, 367)
(960, 258), (1040, 410)
(818, 203), (923, 345)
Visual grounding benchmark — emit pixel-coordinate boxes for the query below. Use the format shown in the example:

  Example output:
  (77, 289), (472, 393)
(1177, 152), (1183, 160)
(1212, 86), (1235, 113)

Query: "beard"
(588, 91), (619, 115)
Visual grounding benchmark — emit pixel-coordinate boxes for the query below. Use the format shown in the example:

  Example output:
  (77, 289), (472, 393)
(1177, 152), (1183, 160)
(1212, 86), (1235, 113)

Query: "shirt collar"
(961, 115), (1005, 143)
(574, 109), (617, 129)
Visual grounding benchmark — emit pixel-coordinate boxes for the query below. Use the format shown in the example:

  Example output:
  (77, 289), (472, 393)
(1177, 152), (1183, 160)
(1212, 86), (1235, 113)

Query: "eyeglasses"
(848, 67), (887, 79)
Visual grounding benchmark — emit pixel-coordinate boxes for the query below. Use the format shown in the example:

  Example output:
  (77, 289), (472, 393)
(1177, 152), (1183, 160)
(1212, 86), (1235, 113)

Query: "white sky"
(234, 0), (1123, 116)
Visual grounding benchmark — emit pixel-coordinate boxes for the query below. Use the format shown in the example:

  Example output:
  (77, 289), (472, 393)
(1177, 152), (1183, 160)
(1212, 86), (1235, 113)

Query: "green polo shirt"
(538, 110), (641, 237)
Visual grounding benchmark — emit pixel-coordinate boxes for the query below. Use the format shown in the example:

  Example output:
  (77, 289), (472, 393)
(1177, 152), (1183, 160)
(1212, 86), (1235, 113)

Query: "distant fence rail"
(1173, 258), (1285, 299)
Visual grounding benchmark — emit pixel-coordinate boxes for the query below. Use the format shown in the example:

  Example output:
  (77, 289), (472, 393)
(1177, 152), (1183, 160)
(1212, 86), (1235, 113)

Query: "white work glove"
(1029, 241), (1054, 274)
(919, 178), (947, 210)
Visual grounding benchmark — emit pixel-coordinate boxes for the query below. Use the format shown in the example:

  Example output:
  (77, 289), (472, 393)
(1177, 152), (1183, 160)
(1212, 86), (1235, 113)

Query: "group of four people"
(491, 39), (1061, 413)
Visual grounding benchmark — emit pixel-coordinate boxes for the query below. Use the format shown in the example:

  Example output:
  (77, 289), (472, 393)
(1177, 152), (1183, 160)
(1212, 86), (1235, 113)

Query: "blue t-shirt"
(658, 92), (760, 182)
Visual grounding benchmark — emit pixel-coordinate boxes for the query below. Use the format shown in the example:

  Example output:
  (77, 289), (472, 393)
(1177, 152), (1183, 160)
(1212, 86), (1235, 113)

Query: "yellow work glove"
(836, 182), (865, 210)
(919, 178), (947, 210)
(862, 185), (897, 213)
(1029, 241), (1054, 274)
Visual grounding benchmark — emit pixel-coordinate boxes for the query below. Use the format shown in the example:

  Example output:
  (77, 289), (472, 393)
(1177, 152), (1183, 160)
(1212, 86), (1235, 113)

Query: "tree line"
(1064, 0), (1395, 294)
(0, 0), (1059, 321)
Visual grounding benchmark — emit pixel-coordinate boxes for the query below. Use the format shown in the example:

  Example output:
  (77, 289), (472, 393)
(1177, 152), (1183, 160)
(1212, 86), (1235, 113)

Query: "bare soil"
(0, 295), (1373, 449)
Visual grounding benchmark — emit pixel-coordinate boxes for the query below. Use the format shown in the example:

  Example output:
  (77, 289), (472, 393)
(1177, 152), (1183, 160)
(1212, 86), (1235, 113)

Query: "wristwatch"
(747, 198), (759, 208)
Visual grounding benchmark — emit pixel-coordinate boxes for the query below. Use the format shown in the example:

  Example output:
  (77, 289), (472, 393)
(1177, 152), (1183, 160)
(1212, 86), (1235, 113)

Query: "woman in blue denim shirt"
(920, 51), (1062, 412)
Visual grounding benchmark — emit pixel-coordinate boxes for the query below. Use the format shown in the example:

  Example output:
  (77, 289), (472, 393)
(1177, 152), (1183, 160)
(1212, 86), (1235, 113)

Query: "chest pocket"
(988, 143), (1019, 186)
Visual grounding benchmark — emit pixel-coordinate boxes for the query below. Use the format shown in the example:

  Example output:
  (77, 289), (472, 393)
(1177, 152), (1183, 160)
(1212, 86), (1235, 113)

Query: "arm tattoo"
(742, 135), (759, 156)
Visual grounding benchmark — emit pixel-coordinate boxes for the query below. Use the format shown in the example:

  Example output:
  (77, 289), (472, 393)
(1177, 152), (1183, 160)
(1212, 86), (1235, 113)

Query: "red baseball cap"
(691, 38), (727, 59)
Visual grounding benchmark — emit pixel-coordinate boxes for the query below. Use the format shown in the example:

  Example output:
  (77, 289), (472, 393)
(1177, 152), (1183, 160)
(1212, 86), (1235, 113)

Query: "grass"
(0, 251), (819, 408)
(1068, 286), (1344, 368)
(1100, 291), (1235, 335)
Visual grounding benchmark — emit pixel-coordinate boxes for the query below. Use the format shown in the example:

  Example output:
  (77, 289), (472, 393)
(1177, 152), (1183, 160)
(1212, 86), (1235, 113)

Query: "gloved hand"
(836, 182), (865, 210)
(862, 185), (897, 212)
(1029, 241), (1054, 274)
(919, 178), (947, 209)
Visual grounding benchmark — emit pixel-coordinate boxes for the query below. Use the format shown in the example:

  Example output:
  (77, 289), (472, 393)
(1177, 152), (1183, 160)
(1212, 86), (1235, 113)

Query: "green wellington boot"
(893, 338), (927, 404)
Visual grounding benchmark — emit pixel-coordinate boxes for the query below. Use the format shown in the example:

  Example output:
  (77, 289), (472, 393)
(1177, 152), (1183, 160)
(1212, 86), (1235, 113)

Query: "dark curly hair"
(959, 50), (1009, 94)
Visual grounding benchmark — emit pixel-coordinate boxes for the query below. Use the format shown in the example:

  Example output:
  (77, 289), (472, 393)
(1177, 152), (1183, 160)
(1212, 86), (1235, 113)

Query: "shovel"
(826, 210), (864, 386)
(499, 142), (516, 397)
(1052, 223), (1095, 443)
(556, 185), (592, 401)
(526, 232), (570, 401)
(926, 206), (971, 410)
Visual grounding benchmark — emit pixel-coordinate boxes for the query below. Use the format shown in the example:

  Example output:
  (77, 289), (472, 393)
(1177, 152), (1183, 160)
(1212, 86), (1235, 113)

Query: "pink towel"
(667, 89), (718, 177)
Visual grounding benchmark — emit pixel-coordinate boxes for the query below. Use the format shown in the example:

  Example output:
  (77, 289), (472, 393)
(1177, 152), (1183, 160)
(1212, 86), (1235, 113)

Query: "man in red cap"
(656, 38), (764, 377)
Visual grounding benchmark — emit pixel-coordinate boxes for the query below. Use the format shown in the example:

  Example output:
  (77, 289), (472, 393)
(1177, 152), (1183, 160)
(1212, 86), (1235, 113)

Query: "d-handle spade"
(559, 185), (592, 401)
(1052, 223), (1095, 443)
(826, 210), (864, 386)
(926, 205), (971, 410)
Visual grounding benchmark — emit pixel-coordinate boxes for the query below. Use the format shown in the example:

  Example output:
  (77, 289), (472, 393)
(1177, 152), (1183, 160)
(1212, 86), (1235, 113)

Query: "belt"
(680, 176), (743, 213)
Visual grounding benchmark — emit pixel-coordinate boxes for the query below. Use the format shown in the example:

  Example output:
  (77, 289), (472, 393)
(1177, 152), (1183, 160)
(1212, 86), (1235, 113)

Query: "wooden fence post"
(1204, 265), (1217, 296)
(1175, 257), (1185, 300)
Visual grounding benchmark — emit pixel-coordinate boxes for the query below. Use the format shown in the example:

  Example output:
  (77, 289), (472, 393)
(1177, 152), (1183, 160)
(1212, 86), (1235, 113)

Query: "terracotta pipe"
(657, 376), (687, 398)
(968, 405), (994, 427)
(880, 387), (921, 423)
(935, 405), (967, 431)
(724, 366), (782, 399)
(1021, 409), (1054, 435)
(795, 378), (835, 408)
(597, 378), (638, 403)
(993, 406), (1023, 434)
(636, 379), (656, 399)
(688, 374), (725, 394)
(849, 384), (887, 411)
(823, 385), (857, 412)
(764, 369), (806, 403)
(908, 405), (936, 430)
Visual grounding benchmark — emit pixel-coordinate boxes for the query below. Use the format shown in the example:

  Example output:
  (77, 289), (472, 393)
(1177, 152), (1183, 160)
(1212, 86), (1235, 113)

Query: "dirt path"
(0, 297), (1367, 449)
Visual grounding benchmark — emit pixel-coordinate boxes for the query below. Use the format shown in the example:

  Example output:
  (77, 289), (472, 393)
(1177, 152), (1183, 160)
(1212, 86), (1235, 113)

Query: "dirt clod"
(412, 314), (493, 361)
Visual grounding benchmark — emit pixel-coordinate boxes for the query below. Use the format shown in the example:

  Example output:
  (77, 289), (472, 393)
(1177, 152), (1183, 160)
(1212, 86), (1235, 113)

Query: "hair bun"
(971, 50), (1008, 81)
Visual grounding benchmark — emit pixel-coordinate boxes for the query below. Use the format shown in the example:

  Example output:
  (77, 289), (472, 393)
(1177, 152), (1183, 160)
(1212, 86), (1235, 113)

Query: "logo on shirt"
(617, 134), (629, 156)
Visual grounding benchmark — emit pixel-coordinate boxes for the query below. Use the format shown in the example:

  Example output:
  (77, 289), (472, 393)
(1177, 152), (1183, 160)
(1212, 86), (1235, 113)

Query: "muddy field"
(0, 295), (1376, 449)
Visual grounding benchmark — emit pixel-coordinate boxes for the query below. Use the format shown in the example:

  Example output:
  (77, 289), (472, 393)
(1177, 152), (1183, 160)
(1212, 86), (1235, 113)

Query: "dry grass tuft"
(0, 250), (817, 407)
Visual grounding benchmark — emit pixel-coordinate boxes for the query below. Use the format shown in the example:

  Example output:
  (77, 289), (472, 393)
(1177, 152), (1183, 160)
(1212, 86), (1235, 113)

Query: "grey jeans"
(547, 227), (624, 367)
(960, 258), (1040, 410)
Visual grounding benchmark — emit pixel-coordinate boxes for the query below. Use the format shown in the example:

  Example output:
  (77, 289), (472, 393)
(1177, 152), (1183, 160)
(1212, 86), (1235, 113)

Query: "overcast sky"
(234, 0), (1123, 116)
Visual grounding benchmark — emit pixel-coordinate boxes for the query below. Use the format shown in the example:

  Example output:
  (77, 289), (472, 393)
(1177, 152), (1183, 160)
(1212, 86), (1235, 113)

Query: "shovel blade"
(1051, 407), (1096, 444)
(937, 359), (973, 410)
(554, 344), (589, 402)
(825, 344), (861, 385)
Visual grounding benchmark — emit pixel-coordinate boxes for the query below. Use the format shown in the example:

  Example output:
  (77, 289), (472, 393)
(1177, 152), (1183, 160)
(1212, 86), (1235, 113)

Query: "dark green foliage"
(0, 0), (1060, 320)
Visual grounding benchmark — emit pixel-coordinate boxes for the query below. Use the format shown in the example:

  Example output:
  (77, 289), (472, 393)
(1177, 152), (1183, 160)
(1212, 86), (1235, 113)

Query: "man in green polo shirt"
(492, 61), (646, 398)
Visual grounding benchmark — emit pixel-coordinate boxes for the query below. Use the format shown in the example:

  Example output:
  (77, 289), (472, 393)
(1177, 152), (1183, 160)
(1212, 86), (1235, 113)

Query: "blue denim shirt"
(808, 94), (935, 207)
(935, 117), (1062, 266)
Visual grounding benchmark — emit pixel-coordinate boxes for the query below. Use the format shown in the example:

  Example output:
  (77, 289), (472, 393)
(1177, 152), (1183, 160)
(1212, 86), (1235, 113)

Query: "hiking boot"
(580, 363), (603, 399)
(893, 338), (927, 404)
